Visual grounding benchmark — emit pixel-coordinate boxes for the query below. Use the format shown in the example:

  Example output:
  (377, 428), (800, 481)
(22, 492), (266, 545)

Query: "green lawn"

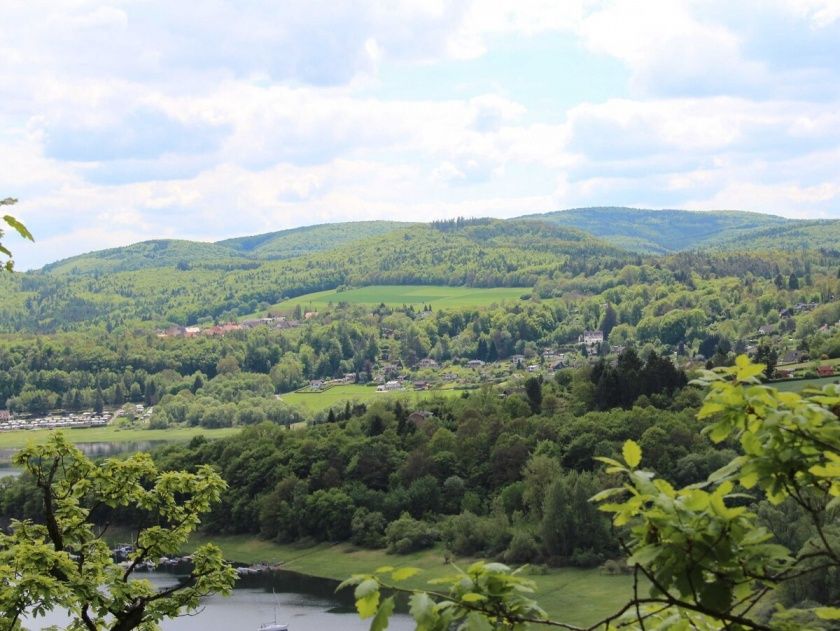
(281, 384), (462, 413)
(0, 425), (239, 450)
(774, 375), (840, 392)
(185, 535), (635, 626)
(250, 285), (530, 315)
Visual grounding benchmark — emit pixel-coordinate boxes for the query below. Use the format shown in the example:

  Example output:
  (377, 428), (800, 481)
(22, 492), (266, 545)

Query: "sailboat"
(258, 587), (288, 631)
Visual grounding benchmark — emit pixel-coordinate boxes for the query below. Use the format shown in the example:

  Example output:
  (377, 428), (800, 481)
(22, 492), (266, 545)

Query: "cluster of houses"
(0, 410), (111, 432)
(157, 314), (318, 338)
(775, 364), (837, 380)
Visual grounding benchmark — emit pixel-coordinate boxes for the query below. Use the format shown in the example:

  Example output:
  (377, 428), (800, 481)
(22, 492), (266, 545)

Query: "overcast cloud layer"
(3, 0), (840, 268)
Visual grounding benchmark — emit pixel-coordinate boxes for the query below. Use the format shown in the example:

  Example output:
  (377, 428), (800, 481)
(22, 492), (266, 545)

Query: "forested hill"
(520, 207), (792, 254)
(217, 220), (412, 259)
(38, 208), (839, 277)
(1, 220), (629, 331)
(42, 240), (252, 275)
(43, 220), (413, 276)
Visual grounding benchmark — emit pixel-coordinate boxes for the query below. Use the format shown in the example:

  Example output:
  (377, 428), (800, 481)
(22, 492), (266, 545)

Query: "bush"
(503, 530), (540, 564)
(569, 548), (603, 568)
(440, 511), (511, 557)
(350, 508), (387, 549)
(384, 513), (437, 554)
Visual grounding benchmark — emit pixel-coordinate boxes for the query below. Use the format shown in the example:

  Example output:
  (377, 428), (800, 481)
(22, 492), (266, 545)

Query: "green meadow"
(281, 384), (463, 413)
(266, 285), (530, 313)
(0, 425), (239, 450)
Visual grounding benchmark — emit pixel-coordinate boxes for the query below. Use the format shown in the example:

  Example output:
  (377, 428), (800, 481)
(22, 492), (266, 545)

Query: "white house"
(579, 330), (604, 348)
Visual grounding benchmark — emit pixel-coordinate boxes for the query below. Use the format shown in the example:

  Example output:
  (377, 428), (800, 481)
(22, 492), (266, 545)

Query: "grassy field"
(774, 375), (840, 392)
(281, 384), (463, 413)
(185, 535), (635, 625)
(0, 425), (240, 450)
(249, 285), (530, 316)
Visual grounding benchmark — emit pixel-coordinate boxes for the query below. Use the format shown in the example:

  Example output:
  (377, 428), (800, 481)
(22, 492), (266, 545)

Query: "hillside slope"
(218, 220), (411, 259)
(711, 219), (840, 253)
(521, 207), (792, 253)
(42, 221), (412, 276)
(41, 240), (251, 275)
(4, 220), (630, 331)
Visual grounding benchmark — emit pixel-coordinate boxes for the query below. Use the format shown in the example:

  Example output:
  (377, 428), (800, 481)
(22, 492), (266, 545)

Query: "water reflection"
(0, 440), (171, 477)
(24, 567), (413, 630)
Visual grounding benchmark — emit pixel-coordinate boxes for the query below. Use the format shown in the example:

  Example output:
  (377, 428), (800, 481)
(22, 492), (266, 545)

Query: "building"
(781, 350), (808, 364)
(377, 380), (402, 392)
(0, 410), (10, 422)
(417, 358), (439, 369)
(579, 330), (604, 348)
(467, 359), (485, 369)
(527, 364), (540, 372)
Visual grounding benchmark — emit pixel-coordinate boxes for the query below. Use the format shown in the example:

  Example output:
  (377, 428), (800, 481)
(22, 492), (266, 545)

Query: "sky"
(3, 0), (840, 269)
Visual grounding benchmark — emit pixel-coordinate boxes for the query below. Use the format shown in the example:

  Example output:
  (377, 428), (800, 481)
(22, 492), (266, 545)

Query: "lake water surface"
(25, 567), (413, 630)
(0, 440), (172, 477)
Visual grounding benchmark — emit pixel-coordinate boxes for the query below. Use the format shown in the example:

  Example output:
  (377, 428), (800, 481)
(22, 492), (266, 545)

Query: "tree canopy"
(344, 357), (840, 630)
(0, 433), (235, 631)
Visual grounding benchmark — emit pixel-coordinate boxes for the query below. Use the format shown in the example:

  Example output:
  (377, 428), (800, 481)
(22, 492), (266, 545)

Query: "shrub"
(384, 513), (437, 554)
(350, 508), (387, 549)
(503, 530), (540, 564)
(440, 511), (511, 557)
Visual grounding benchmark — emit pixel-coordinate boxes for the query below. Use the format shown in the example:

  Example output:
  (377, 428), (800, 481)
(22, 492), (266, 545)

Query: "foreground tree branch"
(0, 433), (237, 631)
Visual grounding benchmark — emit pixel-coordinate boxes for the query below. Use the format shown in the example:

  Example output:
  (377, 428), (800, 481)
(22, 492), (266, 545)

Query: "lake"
(0, 440), (172, 477)
(24, 566), (413, 630)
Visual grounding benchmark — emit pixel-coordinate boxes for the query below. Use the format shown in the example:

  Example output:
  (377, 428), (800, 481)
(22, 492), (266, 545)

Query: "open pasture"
(281, 384), (462, 413)
(279, 285), (530, 310)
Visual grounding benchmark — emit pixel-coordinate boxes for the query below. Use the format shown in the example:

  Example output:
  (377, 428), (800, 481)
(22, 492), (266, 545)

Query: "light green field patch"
(265, 285), (531, 313)
(0, 426), (239, 450)
(281, 384), (463, 413)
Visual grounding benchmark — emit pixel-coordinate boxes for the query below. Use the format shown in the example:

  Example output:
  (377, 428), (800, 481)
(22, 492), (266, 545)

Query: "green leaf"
(622, 440), (642, 469)
(816, 607), (840, 620)
(370, 595), (395, 631)
(356, 591), (380, 619)
(3, 215), (34, 241)
(391, 567), (421, 581)
(463, 612), (493, 631)
(355, 578), (379, 600)
(408, 592), (435, 625)
(460, 592), (486, 603)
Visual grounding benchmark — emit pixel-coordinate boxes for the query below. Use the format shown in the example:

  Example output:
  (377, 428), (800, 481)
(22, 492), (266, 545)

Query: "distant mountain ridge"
(217, 220), (412, 259)
(517, 207), (793, 254)
(43, 221), (412, 275)
(37, 207), (839, 275)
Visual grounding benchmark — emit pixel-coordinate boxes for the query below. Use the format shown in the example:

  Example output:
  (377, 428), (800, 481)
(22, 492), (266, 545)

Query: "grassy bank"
(185, 534), (635, 626)
(0, 426), (240, 450)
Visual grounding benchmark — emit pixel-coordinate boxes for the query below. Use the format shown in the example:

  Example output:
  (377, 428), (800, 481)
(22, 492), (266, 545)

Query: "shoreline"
(184, 534), (636, 625)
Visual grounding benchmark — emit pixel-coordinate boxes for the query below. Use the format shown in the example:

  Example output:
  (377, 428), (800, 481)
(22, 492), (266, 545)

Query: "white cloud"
(3, 0), (840, 269)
